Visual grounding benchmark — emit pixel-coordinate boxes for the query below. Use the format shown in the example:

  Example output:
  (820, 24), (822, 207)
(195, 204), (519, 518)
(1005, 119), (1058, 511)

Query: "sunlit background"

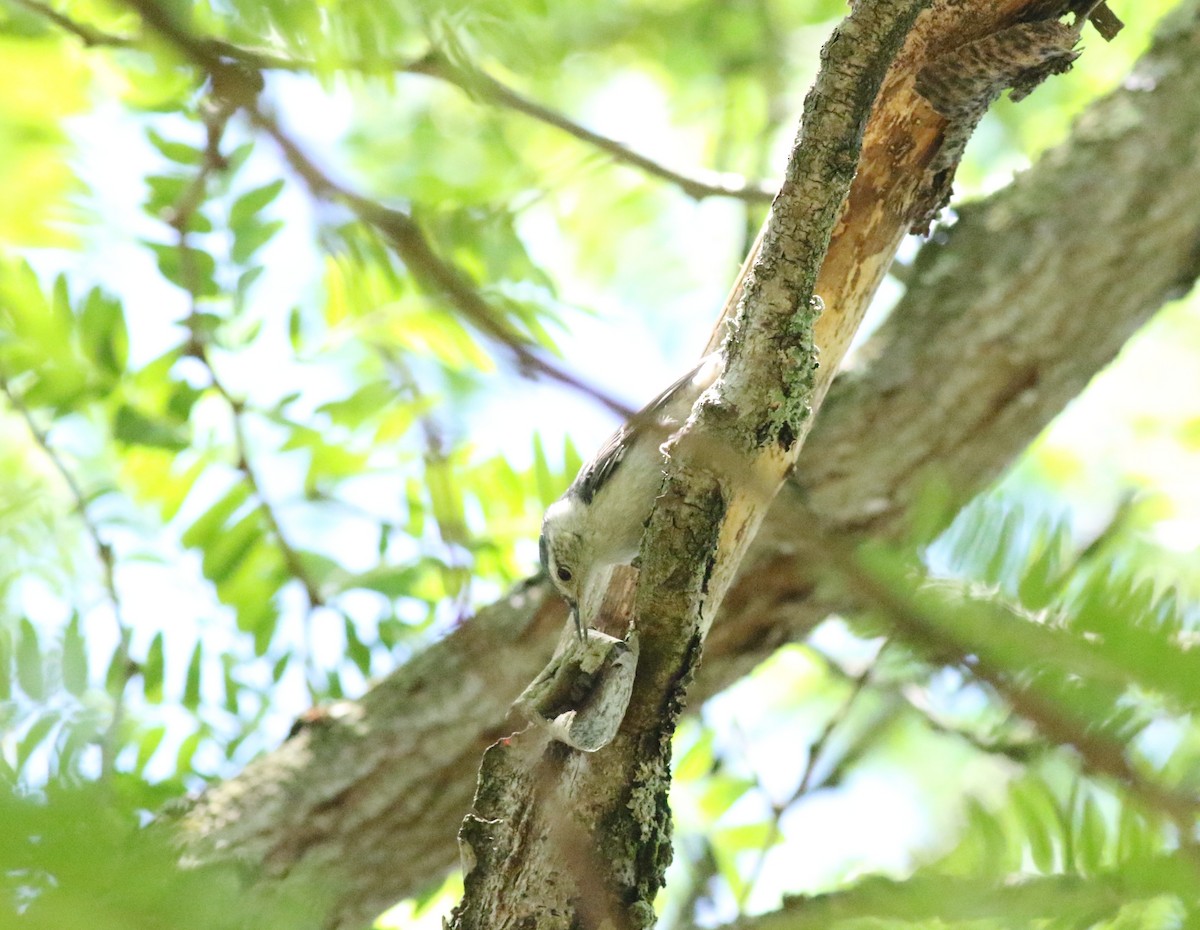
(2, 0), (1198, 926)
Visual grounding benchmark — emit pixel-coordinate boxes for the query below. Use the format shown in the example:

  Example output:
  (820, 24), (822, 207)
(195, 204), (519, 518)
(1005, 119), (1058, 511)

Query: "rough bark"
(176, 2), (1200, 927)
(450, 3), (927, 926)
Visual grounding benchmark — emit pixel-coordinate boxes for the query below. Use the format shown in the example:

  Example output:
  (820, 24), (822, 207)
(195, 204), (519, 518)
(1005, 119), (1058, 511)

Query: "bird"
(539, 354), (723, 639)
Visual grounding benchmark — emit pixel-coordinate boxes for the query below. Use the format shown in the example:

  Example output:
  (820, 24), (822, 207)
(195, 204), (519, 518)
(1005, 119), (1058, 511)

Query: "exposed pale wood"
(709, 0), (1104, 414)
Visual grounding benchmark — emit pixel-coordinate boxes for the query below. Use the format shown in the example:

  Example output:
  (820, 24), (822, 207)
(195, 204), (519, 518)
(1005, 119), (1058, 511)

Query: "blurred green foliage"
(1, 0), (1199, 927)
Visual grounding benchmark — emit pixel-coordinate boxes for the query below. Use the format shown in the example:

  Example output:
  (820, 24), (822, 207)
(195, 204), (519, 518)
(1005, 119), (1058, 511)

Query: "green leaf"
(136, 725), (167, 773)
(105, 640), (131, 696)
(143, 632), (165, 702)
(404, 476), (426, 538)
(61, 614), (88, 697)
(17, 618), (43, 700)
(229, 179), (285, 227)
(17, 711), (58, 771)
(222, 653), (240, 714)
(167, 377), (204, 422)
(148, 242), (219, 296)
(271, 653), (289, 683)
(181, 482), (253, 549)
(563, 435), (583, 483)
(338, 563), (422, 599)
(183, 641), (203, 710)
(532, 432), (555, 506)
(317, 381), (396, 429)
(425, 457), (468, 547)
(344, 615), (371, 676)
(713, 820), (774, 855)
(1078, 795), (1107, 875)
(0, 625), (11, 700)
(232, 219), (284, 264)
(288, 305), (302, 351)
(146, 128), (204, 165)
(250, 606), (279, 656)
(225, 140), (255, 173)
(326, 668), (344, 700)
(674, 727), (714, 782)
(176, 727), (203, 774)
(79, 289), (129, 377)
(114, 404), (189, 451)
(1011, 780), (1058, 874)
(145, 174), (189, 215)
(201, 508), (265, 584)
(696, 774), (755, 822)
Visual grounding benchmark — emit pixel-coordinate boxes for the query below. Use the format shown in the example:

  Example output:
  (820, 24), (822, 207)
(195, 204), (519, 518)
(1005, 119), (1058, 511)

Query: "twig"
(377, 348), (474, 622)
(8, 0), (134, 46)
(0, 371), (133, 779)
(244, 106), (639, 419)
(817, 534), (1200, 867)
(814, 646), (1046, 764)
(109, 0), (639, 418)
(736, 659), (877, 912)
(404, 53), (777, 204)
(165, 102), (327, 619)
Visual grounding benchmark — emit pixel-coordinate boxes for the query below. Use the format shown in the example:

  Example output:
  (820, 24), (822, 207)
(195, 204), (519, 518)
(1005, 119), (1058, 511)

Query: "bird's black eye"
(556, 566), (573, 583)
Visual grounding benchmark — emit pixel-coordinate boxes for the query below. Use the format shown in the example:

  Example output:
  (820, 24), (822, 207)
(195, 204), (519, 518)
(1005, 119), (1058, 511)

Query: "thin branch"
(205, 41), (780, 202)
(186, 38), (779, 203)
(814, 531), (1200, 867)
(7, 0), (134, 46)
(244, 107), (639, 419)
(736, 659), (878, 912)
(377, 349), (474, 623)
(404, 53), (777, 203)
(0, 372), (133, 779)
(210, 364), (328, 613)
(19, 0), (770, 397)
(112, 0), (639, 418)
(816, 647), (1046, 765)
(165, 100), (327, 618)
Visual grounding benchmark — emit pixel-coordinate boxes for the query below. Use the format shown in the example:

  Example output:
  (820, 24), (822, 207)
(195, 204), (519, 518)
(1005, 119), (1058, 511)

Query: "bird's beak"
(570, 603), (585, 642)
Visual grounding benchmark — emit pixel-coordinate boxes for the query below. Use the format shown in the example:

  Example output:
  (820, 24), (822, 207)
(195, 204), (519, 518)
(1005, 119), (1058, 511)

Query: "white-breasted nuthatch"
(539, 354), (723, 639)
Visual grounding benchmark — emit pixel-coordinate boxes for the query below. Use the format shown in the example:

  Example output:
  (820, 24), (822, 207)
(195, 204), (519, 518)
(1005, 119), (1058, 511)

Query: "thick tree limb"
(174, 2), (1200, 927)
(450, 4), (927, 926)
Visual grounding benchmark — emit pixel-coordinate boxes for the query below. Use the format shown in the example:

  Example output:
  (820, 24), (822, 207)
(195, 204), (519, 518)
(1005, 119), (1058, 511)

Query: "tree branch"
(450, 2), (927, 926)
(404, 52), (778, 203)
(7, 0), (134, 46)
(737, 658), (880, 912)
(164, 100), (328, 685)
(246, 106), (640, 420)
(0, 372), (133, 779)
(819, 531), (1200, 861)
(115, 0), (645, 418)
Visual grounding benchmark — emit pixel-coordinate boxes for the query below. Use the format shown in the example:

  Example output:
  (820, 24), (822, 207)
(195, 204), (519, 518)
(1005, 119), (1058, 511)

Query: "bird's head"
(539, 497), (588, 617)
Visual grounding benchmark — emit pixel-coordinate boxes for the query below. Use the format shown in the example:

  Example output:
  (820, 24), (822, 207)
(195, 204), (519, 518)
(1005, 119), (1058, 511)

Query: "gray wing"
(569, 358), (716, 505)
